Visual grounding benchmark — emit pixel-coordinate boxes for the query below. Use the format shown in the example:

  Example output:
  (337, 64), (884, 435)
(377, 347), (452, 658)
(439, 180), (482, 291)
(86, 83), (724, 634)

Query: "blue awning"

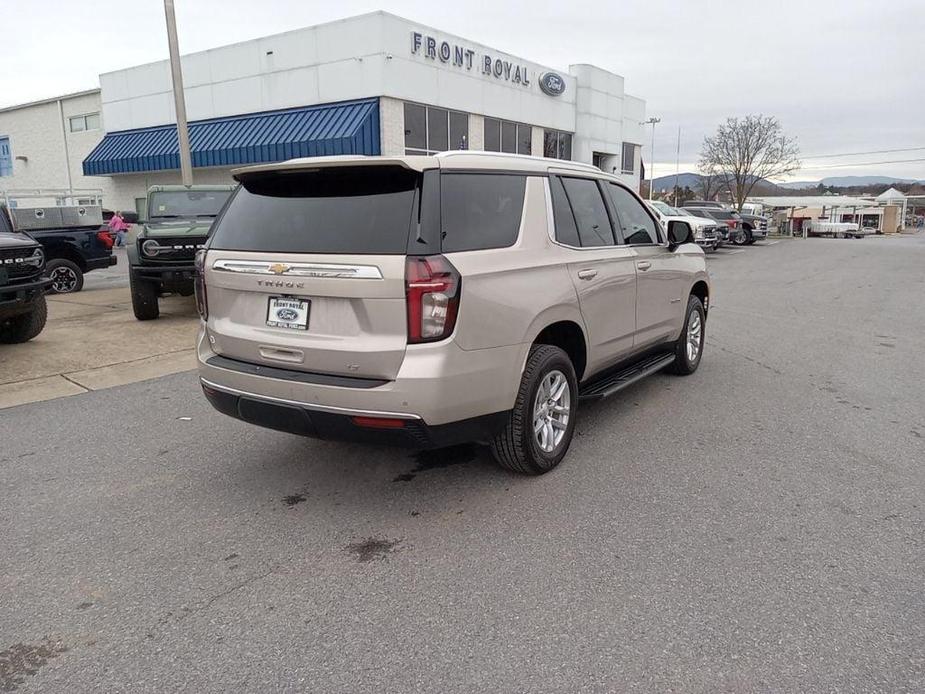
(83, 98), (380, 176)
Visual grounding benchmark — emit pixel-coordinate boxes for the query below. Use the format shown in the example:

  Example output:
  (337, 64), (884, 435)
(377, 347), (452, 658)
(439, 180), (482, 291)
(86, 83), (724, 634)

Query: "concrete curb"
(0, 349), (197, 410)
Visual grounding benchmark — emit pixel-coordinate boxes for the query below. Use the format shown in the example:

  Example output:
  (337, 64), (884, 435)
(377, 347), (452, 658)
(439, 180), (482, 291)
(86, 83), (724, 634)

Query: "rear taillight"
(194, 249), (208, 320)
(405, 255), (461, 344)
(97, 229), (114, 249)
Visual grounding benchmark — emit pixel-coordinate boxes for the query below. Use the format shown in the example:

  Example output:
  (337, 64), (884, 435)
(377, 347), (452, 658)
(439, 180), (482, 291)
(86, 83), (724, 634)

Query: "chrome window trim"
(199, 378), (421, 420)
(211, 259), (383, 279)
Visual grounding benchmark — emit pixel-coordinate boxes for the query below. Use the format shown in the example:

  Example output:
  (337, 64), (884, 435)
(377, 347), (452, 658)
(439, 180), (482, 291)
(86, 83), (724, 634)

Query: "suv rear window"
(210, 167), (419, 254)
(441, 174), (526, 253)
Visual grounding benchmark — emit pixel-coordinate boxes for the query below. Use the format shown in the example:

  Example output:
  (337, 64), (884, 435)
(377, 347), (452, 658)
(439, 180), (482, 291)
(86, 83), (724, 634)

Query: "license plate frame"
(266, 296), (310, 330)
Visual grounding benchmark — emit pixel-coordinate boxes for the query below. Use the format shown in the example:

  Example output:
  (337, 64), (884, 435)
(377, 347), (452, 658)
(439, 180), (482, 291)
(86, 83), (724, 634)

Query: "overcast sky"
(4, 0), (923, 181)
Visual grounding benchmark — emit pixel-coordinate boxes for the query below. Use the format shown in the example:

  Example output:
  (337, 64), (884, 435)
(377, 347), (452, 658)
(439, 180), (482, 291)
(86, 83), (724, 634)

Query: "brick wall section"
(531, 126), (544, 157)
(379, 97), (405, 156)
(0, 100), (71, 191)
(468, 114), (484, 151)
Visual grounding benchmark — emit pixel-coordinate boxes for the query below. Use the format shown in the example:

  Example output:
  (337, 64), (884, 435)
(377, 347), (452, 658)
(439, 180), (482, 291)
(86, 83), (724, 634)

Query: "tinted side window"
(441, 174), (526, 253)
(607, 184), (660, 244)
(561, 177), (615, 247)
(549, 177), (580, 247)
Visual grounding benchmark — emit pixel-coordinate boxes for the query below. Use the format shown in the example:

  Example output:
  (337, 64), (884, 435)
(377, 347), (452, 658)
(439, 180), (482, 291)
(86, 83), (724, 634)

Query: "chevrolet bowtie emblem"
(268, 263), (290, 275)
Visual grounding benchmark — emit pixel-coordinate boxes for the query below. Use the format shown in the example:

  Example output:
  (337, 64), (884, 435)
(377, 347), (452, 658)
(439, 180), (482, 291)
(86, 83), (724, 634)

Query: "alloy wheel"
(687, 310), (702, 362)
(532, 370), (571, 453)
(51, 267), (78, 293)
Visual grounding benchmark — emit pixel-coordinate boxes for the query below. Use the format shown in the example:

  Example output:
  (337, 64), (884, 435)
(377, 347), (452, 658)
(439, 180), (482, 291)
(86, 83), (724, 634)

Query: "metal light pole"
(641, 117), (660, 200)
(164, 0), (193, 186)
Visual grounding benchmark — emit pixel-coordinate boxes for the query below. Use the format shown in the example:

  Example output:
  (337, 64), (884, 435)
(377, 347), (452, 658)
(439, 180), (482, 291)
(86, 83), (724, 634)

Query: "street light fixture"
(641, 117), (660, 200)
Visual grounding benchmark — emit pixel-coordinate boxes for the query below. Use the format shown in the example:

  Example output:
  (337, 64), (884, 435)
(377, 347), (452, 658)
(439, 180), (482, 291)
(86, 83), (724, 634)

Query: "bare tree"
(699, 115), (800, 211)
(694, 167), (725, 201)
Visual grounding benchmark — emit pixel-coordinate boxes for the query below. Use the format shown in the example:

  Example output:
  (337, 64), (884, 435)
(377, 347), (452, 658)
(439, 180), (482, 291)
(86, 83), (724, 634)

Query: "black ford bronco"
(0, 230), (51, 343)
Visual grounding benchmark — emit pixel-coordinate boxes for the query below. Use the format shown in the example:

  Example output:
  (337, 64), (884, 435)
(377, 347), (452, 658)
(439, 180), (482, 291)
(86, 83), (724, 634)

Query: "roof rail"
(435, 150), (601, 172)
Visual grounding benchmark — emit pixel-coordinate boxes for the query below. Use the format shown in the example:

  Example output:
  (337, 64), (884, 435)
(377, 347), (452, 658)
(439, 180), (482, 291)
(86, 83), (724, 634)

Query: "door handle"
(636, 261), (652, 271)
(577, 268), (598, 280)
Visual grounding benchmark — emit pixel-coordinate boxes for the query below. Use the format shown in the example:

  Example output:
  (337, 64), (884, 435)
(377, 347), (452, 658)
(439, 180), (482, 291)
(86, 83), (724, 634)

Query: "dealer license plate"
(266, 296), (310, 330)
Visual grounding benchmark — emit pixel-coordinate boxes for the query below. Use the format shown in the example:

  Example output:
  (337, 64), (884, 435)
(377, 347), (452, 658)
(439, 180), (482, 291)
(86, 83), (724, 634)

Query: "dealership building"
(0, 11), (647, 216)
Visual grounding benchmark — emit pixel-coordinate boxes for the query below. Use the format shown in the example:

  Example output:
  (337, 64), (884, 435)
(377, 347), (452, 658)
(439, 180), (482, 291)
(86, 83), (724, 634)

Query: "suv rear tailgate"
(204, 250), (407, 380)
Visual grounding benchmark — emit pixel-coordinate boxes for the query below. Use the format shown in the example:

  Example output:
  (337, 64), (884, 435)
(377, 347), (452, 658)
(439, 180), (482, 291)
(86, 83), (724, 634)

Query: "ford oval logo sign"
(539, 71), (566, 97)
(276, 308), (299, 321)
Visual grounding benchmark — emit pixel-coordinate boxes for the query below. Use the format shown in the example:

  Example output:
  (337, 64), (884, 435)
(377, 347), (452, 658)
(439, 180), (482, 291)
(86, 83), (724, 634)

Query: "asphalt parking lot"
(2, 235), (923, 692)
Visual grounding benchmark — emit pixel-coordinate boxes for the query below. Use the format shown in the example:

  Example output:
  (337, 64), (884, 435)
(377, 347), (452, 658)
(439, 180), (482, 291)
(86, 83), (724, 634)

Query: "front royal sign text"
(411, 31), (532, 88)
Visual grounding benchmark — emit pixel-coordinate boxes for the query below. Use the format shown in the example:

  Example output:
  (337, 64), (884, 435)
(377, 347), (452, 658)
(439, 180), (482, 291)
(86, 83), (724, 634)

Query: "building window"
(69, 113), (101, 133)
(484, 119), (532, 155)
(404, 103), (468, 155)
(543, 130), (572, 160)
(622, 142), (638, 174)
(0, 137), (11, 177)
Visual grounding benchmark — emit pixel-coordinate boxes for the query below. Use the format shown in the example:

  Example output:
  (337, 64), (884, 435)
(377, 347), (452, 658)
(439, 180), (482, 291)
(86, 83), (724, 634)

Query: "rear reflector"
(351, 416), (407, 429)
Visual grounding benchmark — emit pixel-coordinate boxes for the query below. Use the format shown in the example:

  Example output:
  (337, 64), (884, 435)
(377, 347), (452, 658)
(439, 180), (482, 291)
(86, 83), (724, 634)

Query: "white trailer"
(803, 220), (870, 239)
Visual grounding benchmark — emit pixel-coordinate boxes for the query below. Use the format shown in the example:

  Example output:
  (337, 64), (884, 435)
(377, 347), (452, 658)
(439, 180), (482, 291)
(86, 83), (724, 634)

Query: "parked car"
(0, 191), (116, 293)
(196, 152), (711, 474)
(129, 184), (236, 320)
(0, 230), (51, 343)
(683, 206), (746, 245)
(736, 213), (769, 243)
(647, 201), (721, 251)
(684, 200), (725, 209)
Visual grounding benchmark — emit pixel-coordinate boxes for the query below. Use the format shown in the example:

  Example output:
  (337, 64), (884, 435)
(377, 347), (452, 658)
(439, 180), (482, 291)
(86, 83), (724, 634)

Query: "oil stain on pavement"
(345, 537), (402, 563)
(0, 639), (68, 691)
(392, 444), (478, 482)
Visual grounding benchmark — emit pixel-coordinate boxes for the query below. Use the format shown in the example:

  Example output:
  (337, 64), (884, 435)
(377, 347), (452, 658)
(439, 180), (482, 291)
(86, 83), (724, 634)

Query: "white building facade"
(2, 12), (647, 214)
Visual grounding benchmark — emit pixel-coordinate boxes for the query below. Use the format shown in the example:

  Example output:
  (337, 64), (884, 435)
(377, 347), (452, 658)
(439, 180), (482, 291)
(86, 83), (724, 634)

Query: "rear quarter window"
(209, 167), (419, 254)
(440, 173), (526, 253)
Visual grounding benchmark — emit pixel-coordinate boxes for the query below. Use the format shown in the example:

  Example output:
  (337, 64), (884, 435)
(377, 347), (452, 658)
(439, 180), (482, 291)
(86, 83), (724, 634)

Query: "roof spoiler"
(231, 156), (434, 180)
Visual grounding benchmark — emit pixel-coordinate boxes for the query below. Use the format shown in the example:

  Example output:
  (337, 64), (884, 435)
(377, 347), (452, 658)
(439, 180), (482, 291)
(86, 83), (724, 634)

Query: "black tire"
(733, 227), (749, 245)
(490, 344), (578, 475)
(667, 295), (705, 375)
(130, 271), (160, 320)
(0, 295), (48, 343)
(45, 258), (84, 294)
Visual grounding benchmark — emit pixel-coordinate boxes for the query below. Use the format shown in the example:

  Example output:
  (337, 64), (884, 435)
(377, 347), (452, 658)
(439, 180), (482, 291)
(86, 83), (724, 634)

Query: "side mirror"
(667, 220), (693, 247)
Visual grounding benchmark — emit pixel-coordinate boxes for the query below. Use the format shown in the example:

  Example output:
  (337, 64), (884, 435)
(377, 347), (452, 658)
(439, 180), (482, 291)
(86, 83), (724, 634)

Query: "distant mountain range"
(777, 176), (920, 189)
(650, 173), (921, 192)
(650, 173), (707, 190)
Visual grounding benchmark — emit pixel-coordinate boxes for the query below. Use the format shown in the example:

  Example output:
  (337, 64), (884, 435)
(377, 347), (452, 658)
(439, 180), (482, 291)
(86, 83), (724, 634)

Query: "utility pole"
(641, 117), (660, 200)
(673, 126), (681, 207)
(164, 0), (193, 186)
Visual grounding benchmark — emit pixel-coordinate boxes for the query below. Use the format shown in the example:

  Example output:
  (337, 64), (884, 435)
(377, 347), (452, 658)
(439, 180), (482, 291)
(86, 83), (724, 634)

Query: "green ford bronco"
(129, 184), (235, 320)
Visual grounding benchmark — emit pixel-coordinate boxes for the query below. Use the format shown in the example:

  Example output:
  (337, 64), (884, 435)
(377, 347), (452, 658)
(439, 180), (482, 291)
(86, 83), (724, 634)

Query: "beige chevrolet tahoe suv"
(196, 152), (710, 474)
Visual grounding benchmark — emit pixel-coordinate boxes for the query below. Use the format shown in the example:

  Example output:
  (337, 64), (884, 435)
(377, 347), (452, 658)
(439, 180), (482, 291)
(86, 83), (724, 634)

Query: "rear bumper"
(200, 379), (508, 448)
(197, 326), (526, 433)
(87, 255), (117, 271)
